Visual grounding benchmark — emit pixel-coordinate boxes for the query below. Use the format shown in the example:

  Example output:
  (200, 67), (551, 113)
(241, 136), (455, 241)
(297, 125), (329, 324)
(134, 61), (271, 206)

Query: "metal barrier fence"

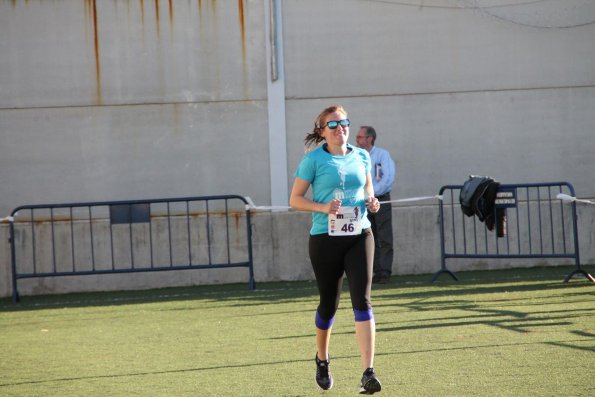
(9, 194), (255, 302)
(433, 181), (594, 283)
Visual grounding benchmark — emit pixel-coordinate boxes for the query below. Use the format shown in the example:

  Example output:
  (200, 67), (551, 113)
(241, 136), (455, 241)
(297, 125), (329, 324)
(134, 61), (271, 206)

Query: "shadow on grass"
(0, 280), (321, 312)
(269, 311), (594, 341)
(1, 265), (592, 313)
(2, 336), (593, 389)
(0, 356), (321, 388)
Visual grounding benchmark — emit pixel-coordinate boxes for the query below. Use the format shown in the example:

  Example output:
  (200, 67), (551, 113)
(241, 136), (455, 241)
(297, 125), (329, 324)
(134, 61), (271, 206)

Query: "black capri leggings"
(309, 228), (375, 322)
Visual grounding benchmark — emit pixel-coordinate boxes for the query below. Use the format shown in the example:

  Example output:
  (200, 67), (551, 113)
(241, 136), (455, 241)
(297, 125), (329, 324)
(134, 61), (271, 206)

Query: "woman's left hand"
(366, 196), (380, 214)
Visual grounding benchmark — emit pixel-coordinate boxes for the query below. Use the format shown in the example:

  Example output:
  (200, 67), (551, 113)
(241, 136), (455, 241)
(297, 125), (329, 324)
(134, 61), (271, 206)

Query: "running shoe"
(315, 354), (333, 390)
(359, 367), (382, 394)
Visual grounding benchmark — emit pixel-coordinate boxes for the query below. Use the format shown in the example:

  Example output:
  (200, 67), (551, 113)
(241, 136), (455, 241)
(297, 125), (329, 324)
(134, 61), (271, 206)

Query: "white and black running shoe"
(359, 367), (381, 394)
(315, 354), (333, 390)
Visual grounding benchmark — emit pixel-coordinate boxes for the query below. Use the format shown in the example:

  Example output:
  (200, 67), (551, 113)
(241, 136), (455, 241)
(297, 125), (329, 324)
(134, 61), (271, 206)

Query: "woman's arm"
(364, 174), (375, 199)
(290, 177), (339, 214)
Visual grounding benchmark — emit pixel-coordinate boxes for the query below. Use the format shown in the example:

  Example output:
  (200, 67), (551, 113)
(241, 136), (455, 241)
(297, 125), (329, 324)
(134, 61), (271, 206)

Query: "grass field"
(1, 266), (594, 396)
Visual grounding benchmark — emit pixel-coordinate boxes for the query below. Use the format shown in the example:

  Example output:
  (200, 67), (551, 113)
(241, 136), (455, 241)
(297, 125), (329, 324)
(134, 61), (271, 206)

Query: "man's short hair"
(360, 126), (376, 144)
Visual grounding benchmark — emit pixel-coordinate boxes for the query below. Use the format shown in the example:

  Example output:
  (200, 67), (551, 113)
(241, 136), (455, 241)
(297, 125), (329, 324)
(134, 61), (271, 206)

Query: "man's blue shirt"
(369, 146), (395, 196)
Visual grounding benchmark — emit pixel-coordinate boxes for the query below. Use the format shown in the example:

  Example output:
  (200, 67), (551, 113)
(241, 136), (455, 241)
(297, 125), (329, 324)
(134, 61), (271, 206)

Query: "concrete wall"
(1, 0), (594, 297)
(281, 0), (595, 201)
(0, 0), (272, 211)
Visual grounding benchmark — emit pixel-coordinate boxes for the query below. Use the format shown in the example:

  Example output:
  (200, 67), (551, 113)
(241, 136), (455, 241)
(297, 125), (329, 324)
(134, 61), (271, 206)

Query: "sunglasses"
(325, 119), (350, 129)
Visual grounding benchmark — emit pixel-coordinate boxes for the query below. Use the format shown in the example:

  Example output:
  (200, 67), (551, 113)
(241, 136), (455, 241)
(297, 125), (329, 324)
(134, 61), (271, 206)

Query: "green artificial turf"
(1, 266), (593, 396)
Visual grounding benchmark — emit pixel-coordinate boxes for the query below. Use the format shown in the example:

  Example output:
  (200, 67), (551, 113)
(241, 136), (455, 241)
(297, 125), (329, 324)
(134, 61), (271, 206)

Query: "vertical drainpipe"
(265, 0), (288, 209)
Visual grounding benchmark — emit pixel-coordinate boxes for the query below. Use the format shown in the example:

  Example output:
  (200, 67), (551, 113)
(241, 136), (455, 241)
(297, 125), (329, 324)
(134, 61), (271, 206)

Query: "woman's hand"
(326, 199), (342, 215)
(366, 196), (380, 214)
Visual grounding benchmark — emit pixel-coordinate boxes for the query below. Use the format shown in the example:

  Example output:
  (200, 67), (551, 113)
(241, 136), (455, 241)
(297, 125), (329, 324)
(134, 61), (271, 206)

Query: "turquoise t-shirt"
(295, 144), (372, 235)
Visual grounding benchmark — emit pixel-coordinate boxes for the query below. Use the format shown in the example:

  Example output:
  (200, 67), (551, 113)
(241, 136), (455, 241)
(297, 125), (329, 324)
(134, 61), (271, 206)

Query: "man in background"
(356, 126), (396, 284)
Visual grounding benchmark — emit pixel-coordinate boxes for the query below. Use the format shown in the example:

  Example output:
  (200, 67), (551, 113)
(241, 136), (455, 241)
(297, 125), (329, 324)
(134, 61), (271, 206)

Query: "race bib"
(328, 206), (362, 236)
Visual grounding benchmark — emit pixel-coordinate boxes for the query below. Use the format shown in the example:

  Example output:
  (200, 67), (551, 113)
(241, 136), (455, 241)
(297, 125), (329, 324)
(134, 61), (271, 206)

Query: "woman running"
(289, 105), (382, 394)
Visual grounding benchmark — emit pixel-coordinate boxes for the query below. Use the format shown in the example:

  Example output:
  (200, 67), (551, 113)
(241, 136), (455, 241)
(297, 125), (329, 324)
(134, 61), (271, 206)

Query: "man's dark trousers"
(368, 192), (393, 277)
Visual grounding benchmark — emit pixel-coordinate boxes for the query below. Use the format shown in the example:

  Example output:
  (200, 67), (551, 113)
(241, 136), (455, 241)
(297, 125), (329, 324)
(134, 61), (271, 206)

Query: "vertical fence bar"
(450, 190), (457, 254)
(505, 208), (510, 255)
(31, 209), (37, 274)
(206, 200), (212, 265)
(504, 217), (510, 255)
(495, 206), (500, 255)
(462, 214), (467, 255)
(537, 188), (544, 254)
(515, 195), (521, 254)
(89, 206), (96, 271)
(246, 202), (255, 290)
(559, 186), (568, 254)
(128, 206), (135, 269)
(109, 212), (115, 270)
(433, 186), (459, 282)
(167, 202), (173, 267)
(472, 216), (478, 254)
(547, 186), (555, 254)
(50, 208), (56, 273)
(571, 201), (580, 266)
(438, 189), (446, 258)
(186, 201), (191, 266)
(225, 200), (231, 264)
(149, 204), (154, 268)
(70, 207), (75, 271)
(438, 188), (447, 267)
(10, 219), (19, 302)
(526, 187), (532, 254)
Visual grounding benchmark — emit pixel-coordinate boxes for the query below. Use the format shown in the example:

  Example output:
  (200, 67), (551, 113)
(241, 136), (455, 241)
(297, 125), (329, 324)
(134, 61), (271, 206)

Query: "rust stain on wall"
(238, 0), (246, 61)
(76, 0), (250, 105)
(86, 0), (102, 105)
(155, 0), (160, 36)
(232, 212), (241, 234)
(93, 0), (102, 104)
(209, 0), (217, 15)
(140, 0), (145, 25)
